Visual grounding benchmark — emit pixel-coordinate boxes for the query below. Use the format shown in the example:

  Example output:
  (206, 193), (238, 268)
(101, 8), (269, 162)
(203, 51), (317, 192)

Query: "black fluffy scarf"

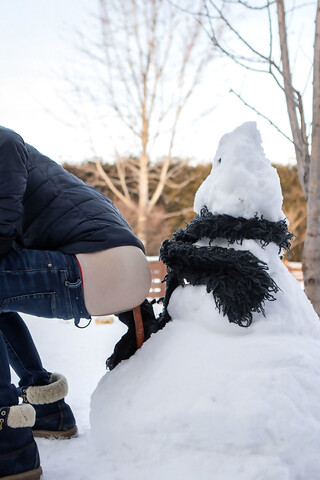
(171, 207), (293, 253)
(159, 207), (293, 328)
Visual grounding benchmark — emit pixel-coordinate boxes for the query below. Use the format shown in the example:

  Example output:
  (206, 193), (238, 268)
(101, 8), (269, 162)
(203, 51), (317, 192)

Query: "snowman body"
(90, 123), (320, 480)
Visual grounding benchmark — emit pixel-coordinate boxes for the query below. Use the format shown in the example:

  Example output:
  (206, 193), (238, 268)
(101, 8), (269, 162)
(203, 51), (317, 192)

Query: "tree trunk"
(303, 168), (320, 316)
(137, 151), (149, 247)
(276, 0), (310, 197)
(302, 0), (320, 316)
(136, 208), (148, 248)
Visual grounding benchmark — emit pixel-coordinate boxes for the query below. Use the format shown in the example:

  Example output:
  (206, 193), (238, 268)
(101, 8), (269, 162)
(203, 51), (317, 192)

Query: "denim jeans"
(0, 248), (91, 407)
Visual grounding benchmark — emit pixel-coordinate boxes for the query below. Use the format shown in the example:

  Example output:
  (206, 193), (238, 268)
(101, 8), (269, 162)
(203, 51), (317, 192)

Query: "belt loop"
(75, 318), (92, 329)
(63, 253), (91, 327)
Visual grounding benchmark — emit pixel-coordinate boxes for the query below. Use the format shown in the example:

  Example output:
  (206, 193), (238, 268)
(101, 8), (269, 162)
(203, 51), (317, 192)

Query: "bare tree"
(69, 0), (219, 251)
(198, 0), (320, 314)
(283, 203), (306, 253)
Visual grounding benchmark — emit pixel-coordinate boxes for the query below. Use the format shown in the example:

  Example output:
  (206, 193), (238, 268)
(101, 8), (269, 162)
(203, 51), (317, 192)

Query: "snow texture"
(90, 122), (320, 479)
(194, 122), (284, 222)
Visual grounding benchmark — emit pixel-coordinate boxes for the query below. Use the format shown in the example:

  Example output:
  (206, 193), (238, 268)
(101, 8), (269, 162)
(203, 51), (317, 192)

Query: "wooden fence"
(147, 258), (167, 299)
(284, 261), (303, 282)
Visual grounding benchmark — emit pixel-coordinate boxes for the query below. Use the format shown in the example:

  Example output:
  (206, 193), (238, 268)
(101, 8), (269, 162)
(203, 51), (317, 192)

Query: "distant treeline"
(63, 160), (305, 260)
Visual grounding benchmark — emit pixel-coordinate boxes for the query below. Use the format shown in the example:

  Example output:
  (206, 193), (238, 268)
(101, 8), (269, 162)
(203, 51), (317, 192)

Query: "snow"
(8, 316), (116, 476)
(90, 122), (320, 479)
(10, 315), (127, 479)
(90, 268), (320, 479)
(14, 298), (320, 480)
(194, 122), (284, 222)
(10, 122), (320, 479)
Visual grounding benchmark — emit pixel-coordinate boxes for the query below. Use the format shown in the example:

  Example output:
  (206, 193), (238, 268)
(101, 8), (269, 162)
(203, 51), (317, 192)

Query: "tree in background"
(275, 164), (306, 261)
(162, 162), (211, 227)
(159, 162), (307, 261)
(64, 158), (199, 255)
(69, 0), (220, 252)
(198, 0), (320, 314)
(64, 160), (306, 259)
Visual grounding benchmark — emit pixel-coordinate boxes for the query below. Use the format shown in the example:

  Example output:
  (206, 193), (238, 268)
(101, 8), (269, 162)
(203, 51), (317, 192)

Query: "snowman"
(90, 123), (320, 480)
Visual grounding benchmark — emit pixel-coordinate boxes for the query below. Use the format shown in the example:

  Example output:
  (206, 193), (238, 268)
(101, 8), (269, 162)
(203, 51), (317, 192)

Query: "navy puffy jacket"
(0, 126), (144, 256)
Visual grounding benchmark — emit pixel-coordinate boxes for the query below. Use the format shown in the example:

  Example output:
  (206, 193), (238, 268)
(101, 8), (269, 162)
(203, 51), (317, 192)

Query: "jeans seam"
(1, 268), (65, 273)
(1, 292), (59, 319)
(43, 251), (52, 265)
(1, 332), (31, 381)
(61, 271), (73, 319)
(49, 292), (58, 318)
(62, 254), (82, 319)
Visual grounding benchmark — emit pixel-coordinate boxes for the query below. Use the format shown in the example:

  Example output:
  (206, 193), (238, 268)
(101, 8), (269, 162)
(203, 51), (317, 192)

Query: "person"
(0, 126), (161, 480)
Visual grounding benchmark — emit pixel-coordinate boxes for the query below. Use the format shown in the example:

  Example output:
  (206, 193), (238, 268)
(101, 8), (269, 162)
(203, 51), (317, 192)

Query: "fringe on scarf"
(158, 206), (292, 327)
(172, 206), (294, 253)
(160, 240), (279, 327)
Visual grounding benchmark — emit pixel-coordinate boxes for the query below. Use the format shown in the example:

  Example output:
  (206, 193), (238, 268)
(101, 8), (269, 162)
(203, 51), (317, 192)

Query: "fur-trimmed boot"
(19, 373), (77, 439)
(0, 403), (42, 480)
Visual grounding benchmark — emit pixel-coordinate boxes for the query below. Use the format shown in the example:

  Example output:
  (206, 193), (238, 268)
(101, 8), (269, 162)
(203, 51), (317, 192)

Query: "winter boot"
(0, 403), (42, 480)
(19, 373), (77, 439)
(106, 299), (161, 370)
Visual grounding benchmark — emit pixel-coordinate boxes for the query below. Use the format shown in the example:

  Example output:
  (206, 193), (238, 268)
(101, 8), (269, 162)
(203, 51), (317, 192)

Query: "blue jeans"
(0, 248), (91, 406)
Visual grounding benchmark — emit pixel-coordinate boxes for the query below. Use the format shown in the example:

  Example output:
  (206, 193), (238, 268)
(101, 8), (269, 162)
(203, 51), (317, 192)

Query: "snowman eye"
(218, 158), (221, 164)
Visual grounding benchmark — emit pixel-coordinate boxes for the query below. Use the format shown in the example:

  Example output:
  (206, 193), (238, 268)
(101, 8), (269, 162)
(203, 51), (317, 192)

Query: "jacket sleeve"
(0, 128), (28, 256)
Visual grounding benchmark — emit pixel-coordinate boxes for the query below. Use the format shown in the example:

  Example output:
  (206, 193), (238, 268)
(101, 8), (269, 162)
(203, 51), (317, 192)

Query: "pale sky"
(0, 0), (315, 165)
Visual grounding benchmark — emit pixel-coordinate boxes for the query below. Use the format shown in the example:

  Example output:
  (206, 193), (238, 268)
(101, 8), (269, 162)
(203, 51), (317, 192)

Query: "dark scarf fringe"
(160, 240), (279, 327)
(172, 206), (293, 253)
(158, 206), (291, 328)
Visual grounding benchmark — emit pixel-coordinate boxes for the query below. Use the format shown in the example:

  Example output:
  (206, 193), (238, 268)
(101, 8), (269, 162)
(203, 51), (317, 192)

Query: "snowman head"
(194, 122), (284, 222)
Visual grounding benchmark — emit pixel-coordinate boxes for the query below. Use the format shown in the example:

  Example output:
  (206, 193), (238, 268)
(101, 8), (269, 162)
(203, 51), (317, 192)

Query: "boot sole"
(32, 425), (78, 439)
(1, 467), (42, 480)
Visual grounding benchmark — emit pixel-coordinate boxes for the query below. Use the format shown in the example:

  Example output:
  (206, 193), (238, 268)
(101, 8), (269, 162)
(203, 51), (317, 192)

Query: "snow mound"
(90, 122), (320, 479)
(90, 259), (320, 479)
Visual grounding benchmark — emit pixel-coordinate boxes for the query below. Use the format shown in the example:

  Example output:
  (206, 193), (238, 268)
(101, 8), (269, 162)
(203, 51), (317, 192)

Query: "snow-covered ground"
(16, 287), (320, 480)
(10, 314), (128, 480)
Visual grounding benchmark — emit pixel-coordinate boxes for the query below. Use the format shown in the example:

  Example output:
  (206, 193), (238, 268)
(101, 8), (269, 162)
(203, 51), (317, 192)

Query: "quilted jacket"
(0, 126), (144, 256)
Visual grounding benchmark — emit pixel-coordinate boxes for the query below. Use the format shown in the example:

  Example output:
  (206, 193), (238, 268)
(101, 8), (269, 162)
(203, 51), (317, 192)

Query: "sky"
(0, 0), (316, 165)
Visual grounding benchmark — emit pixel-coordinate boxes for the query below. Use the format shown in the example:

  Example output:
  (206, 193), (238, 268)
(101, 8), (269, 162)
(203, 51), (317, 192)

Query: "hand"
(106, 327), (137, 371)
(106, 300), (164, 370)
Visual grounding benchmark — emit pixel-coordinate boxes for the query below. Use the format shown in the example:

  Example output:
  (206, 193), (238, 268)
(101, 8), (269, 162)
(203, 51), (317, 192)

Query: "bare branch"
(286, 2), (317, 14)
(206, 0), (283, 74)
(115, 155), (132, 201)
(229, 88), (294, 143)
(165, 176), (197, 189)
(160, 207), (195, 219)
(302, 63), (314, 96)
(62, 0), (218, 248)
(95, 157), (136, 210)
(149, 9), (213, 210)
(200, 12), (278, 74)
(267, 0), (273, 63)
(125, 159), (140, 177)
(221, 0), (276, 9)
(166, 0), (221, 18)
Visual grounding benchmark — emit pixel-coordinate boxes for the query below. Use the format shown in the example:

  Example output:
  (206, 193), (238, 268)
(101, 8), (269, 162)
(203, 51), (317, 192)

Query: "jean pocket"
(1, 292), (58, 318)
